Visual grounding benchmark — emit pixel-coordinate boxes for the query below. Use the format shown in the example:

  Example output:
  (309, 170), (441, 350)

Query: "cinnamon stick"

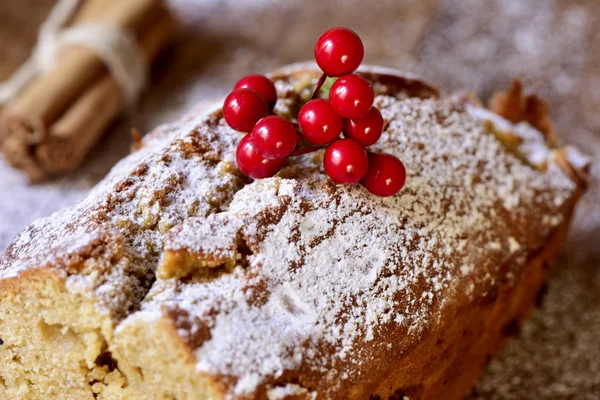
(5, 0), (165, 141)
(1, 136), (45, 181)
(35, 75), (122, 173)
(0, 0), (174, 180)
(3, 0), (120, 145)
(36, 11), (174, 174)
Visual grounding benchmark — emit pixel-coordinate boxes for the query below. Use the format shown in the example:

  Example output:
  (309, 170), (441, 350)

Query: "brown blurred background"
(0, 0), (598, 398)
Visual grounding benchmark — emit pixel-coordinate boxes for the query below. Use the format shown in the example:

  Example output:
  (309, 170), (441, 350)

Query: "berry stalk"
(311, 73), (328, 100)
(290, 146), (322, 157)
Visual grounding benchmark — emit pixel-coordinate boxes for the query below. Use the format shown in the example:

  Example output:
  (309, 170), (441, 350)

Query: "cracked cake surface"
(0, 64), (588, 400)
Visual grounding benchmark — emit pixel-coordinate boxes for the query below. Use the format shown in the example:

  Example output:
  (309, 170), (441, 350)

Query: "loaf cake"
(0, 63), (589, 400)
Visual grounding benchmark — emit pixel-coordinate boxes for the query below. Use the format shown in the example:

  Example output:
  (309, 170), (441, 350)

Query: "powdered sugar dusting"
(0, 66), (582, 399)
(267, 384), (317, 400)
(128, 79), (577, 398)
(0, 106), (246, 319)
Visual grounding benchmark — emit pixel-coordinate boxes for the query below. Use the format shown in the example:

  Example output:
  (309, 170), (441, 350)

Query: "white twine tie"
(0, 0), (147, 106)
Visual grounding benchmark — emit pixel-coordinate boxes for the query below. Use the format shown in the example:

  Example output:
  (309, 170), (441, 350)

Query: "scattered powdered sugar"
(564, 145), (592, 170)
(466, 105), (553, 168)
(266, 384), (317, 400)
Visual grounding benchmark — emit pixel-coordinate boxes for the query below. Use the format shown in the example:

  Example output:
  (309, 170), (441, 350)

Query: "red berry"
(323, 138), (369, 184)
(298, 99), (343, 146)
(251, 116), (297, 160)
(361, 153), (406, 197)
(315, 27), (364, 77)
(236, 134), (285, 179)
(233, 74), (278, 109)
(343, 107), (384, 146)
(223, 88), (268, 132)
(329, 74), (374, 119)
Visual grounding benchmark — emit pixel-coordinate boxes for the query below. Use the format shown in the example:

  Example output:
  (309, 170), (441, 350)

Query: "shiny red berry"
(361, 153), (406, 197)
(329, 74), (374, 119)
(251, 116), (297, 160)
(233, 74), (278, 109)
(314, 27), (364, 77)
(343, 107), (384, 146)
(223, 88), (268, 132)
(323, 138), (369, 184)
(298, 99), (343, 146)
(236, 134), (285, 179)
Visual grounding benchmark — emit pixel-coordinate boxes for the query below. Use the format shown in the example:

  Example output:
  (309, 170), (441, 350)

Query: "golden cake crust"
(0, 64), (589, 400)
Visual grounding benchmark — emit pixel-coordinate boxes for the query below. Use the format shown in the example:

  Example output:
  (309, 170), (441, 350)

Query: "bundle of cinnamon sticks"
(0, 0), (174, 181)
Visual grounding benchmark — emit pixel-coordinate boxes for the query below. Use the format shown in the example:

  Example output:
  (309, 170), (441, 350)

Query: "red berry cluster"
(223, 27), (406, 197)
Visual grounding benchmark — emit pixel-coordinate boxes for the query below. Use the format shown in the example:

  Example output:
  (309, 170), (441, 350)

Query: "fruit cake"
(0, 63), (589, 400)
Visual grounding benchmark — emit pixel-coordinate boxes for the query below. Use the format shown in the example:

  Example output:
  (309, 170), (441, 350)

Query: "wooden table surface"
(0, 1), (598, 398)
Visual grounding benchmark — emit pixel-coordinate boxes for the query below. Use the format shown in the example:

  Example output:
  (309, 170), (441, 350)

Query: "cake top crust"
(0, 64), (585, 398)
